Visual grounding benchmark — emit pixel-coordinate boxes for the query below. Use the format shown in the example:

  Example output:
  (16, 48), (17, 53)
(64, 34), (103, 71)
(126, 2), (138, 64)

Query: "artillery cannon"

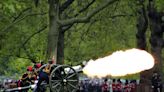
(38, 64), (84, 92)
(3, 63), (85, 92)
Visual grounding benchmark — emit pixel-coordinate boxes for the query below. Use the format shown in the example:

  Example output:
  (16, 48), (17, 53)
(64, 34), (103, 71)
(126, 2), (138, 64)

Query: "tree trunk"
(148, 0), (163, 75)
(149, 14), (163, 74)
(136, 2), (148, 50)
(47, 0), (60, 63)
(57, 30), (64, 64)
(136, 1), (152, 87)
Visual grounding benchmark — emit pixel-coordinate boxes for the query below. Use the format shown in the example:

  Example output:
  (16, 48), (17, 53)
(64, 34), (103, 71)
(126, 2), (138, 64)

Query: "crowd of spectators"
(77, 78), (139, 92)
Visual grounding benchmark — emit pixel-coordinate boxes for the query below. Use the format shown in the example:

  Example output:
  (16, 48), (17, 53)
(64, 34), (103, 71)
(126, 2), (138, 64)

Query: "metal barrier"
(3, 82), (48, 92)
(4, 85), (31, 92)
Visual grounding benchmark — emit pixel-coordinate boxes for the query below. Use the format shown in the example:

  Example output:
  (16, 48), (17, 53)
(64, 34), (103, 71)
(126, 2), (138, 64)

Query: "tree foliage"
(0, 0), (48, 75)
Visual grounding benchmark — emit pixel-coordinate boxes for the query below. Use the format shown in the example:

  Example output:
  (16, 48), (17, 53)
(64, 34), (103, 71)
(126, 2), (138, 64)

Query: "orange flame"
(83, 48), (154, 78)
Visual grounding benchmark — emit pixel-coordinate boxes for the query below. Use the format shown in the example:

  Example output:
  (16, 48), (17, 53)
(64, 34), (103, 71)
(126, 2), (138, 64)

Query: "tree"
(136, 0), (164, 89)
(1, 0), (134, 75)
(136, 0), (150, 85)
(46, 0), (119, 64)
(148, 0), (164, 73)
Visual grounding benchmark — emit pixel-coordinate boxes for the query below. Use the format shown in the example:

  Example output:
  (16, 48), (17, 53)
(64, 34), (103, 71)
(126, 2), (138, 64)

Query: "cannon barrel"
(65, 61), (87, 74)
(65, 64), (84, 74)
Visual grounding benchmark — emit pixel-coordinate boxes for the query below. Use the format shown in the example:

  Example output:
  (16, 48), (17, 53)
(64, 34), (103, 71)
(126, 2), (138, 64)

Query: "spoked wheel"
(49, 65), (79, 92)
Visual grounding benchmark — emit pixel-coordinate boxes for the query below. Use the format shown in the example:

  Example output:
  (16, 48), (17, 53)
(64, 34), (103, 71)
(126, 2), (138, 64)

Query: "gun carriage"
(38, 64), (83, 92)
(4, 64), (84, 92)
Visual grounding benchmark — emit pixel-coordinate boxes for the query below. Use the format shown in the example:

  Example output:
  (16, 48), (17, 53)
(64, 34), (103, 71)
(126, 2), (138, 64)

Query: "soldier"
(129, 80), (137, 92)
(102, 78), (109, 92)
(17, 66), (33, 92)
(116, 79), (123, 92)
(35, 60), (53, 92)
(112, 79), (117, 92)
(124, 80), (131, 92)
(151, 72), (162, 92)
(22, 66), (33, 86)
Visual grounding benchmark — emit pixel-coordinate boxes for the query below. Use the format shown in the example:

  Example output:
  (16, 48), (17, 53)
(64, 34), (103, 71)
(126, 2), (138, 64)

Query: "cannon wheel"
(49, 65), (79, 92)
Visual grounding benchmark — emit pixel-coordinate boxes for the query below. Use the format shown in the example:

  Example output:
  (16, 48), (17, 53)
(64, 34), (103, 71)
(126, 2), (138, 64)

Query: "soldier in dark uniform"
(35, 60), (53, 92)
(151, 72), (163, 92)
